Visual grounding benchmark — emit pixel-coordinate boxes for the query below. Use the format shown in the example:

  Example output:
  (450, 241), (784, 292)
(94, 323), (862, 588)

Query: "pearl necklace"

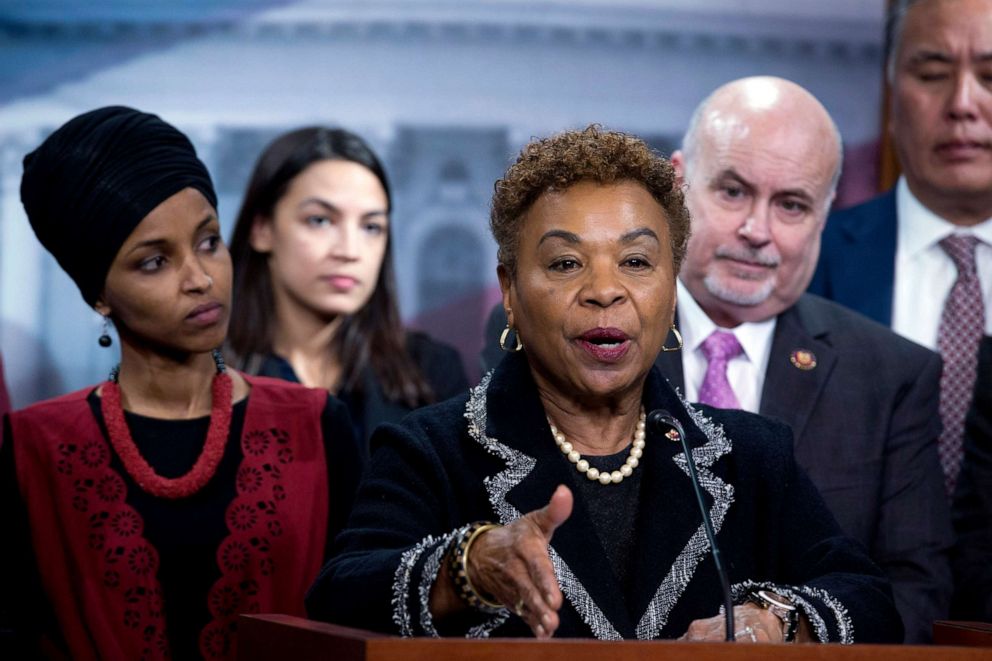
(549, 406), (646, 485)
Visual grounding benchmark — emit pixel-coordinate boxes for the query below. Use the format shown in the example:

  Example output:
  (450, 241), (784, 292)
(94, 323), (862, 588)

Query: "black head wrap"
(20, 106), (218, 306)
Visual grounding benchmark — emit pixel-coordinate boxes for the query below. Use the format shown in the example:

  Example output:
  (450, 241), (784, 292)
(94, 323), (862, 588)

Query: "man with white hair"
(656, 76), (951, 643)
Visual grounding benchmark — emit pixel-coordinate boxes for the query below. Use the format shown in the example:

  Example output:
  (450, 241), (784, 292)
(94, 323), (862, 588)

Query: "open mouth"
(576, 328), (631, 362)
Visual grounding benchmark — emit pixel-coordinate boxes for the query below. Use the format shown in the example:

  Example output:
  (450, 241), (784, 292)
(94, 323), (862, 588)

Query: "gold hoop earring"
(499, 325), (524, 352)
(660, 325), (683, 353)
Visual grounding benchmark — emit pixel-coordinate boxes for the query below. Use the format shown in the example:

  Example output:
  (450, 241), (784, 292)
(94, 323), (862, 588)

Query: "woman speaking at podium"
(307, 127), (902, 644)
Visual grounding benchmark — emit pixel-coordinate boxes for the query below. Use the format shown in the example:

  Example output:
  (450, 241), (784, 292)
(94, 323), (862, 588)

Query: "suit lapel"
(759, 296), (837, 449)
(829, 191), (898, 326)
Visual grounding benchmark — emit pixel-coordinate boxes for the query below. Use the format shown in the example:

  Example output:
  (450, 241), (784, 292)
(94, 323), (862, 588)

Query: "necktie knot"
(700, 330), (743, 363)
(939, 234), (980, 276)
(697, 330), (743, 409)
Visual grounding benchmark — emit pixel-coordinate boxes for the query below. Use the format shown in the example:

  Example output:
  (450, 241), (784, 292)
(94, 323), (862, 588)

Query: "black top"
(0, 389), (364, 659)
(307, 351), (903, 642)
(569, 448), (642, 600)
(255, 330), (469, 444)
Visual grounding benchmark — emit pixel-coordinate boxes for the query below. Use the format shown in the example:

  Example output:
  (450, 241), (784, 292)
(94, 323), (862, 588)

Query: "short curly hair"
(490, 125), (691, 276)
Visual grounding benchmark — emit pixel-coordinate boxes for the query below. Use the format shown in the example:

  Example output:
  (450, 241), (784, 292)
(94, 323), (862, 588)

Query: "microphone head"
(646, 409), (686, 442)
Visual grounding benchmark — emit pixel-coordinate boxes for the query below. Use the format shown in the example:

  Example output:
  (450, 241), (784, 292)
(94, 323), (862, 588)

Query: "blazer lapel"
(759, 296), (837, 450)
(630, 386), (713, 624)
(630, 372), (732, 640)
(480, 353), (635, 638)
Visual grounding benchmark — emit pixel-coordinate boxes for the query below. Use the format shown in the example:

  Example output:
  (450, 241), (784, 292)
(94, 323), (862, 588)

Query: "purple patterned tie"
(937, 234), (985, 496)
(698, 330), (743, 409)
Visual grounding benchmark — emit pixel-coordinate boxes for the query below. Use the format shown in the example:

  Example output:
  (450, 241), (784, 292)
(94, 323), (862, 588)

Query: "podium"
(934, 620), (992, 647)
(238, 615), (992, 661)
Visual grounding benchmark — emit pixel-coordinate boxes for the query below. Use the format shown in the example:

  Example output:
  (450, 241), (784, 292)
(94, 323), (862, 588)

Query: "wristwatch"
(747, 589), (799, 642)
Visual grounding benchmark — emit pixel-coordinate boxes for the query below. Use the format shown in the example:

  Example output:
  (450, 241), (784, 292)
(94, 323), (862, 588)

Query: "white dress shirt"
(676, 279), (777, 413)
(891, 177), (992, 349)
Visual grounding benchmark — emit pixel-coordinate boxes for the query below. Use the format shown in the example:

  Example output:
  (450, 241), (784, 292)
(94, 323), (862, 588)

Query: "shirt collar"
(896, 176), (992, 256)
(676, 279), (777, 366)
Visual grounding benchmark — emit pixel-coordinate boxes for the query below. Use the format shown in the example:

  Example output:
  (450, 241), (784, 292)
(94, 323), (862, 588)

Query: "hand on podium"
(680, 600), (813, 643)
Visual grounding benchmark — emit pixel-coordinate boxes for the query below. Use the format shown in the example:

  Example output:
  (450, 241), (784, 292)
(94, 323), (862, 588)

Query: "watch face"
(753, 590), (800, 642)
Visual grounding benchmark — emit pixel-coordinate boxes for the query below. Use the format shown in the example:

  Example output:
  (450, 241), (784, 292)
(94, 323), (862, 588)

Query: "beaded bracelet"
(448, 521), (504, 613)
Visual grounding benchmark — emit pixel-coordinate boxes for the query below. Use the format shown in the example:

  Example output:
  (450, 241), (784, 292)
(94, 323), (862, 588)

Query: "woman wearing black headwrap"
(0, 107), (365, 660)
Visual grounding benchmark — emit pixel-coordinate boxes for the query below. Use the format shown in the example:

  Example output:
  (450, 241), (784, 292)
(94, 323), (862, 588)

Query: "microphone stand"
(647, 410), (735, 642)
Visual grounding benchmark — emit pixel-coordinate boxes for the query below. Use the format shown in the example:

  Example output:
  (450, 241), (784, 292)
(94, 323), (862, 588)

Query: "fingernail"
(542, 612), (553, 626)
(545, 592), (555, 606)
(535, 624), (546, 638)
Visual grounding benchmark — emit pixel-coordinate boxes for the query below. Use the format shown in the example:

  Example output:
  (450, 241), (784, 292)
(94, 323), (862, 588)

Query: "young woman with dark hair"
(227, 127), (468, 443)
(1, 107), (364, 660)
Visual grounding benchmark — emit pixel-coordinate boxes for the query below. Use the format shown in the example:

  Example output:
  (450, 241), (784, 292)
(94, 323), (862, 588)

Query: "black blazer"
(253, 331), (469, 444)
(655, 293), (952, 643)
(808, 191), (898, 326)
(952, 336), (992, 620)
(308, 351), (902, 642)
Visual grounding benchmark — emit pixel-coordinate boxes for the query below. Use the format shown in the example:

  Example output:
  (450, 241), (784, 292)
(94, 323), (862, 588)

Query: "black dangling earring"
(211, 348), (227, 373)
(98, 316), (113, 348)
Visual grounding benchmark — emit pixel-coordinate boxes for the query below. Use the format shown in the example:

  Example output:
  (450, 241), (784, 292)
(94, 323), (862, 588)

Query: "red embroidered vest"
(9, 374), (329, 660)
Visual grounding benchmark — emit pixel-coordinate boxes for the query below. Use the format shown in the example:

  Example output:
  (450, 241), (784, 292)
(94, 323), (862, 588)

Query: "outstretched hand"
(468, 484), (573, 638)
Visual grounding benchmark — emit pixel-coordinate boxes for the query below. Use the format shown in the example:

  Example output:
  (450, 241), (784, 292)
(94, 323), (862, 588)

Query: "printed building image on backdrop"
(0, 0), (886, 406)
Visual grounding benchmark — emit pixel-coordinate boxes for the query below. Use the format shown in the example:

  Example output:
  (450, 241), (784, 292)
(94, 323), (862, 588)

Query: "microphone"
(647, 409), (735, 642)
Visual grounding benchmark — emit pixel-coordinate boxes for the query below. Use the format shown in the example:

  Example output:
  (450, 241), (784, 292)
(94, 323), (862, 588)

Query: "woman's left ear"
(94, 298), (111, 318)
(249, 214), (274, 253)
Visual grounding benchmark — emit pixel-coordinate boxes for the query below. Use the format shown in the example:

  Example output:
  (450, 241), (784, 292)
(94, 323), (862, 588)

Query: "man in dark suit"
(658, 76), (951, 643)
(809, 0), (992, 497)
(952, 336), (992, 621)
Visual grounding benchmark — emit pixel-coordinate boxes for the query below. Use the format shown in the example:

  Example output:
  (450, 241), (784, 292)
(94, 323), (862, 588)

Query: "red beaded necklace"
(100, 353), (234, 499)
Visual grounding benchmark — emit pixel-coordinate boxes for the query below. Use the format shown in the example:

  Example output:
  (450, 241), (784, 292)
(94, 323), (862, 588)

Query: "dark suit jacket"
(307, 351), (902, 642)
(952, 336), (992, 620)
(655, 293), (952, 643)
(808, 190), (898, 326)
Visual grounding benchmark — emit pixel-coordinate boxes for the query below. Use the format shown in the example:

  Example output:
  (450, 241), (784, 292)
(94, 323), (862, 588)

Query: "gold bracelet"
(449, 521), (503, 612)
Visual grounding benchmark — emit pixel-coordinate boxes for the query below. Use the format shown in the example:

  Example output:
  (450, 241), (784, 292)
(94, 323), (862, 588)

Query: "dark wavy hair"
(490, 125), (691, 277)
(227, 127), (433, 407)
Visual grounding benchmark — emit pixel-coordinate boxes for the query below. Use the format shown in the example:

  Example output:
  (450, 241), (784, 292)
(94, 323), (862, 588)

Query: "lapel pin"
(790, 349), (817, 371)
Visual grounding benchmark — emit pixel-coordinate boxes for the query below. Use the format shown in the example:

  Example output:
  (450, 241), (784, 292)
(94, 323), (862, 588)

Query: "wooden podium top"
(238, 615), (992, 661)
